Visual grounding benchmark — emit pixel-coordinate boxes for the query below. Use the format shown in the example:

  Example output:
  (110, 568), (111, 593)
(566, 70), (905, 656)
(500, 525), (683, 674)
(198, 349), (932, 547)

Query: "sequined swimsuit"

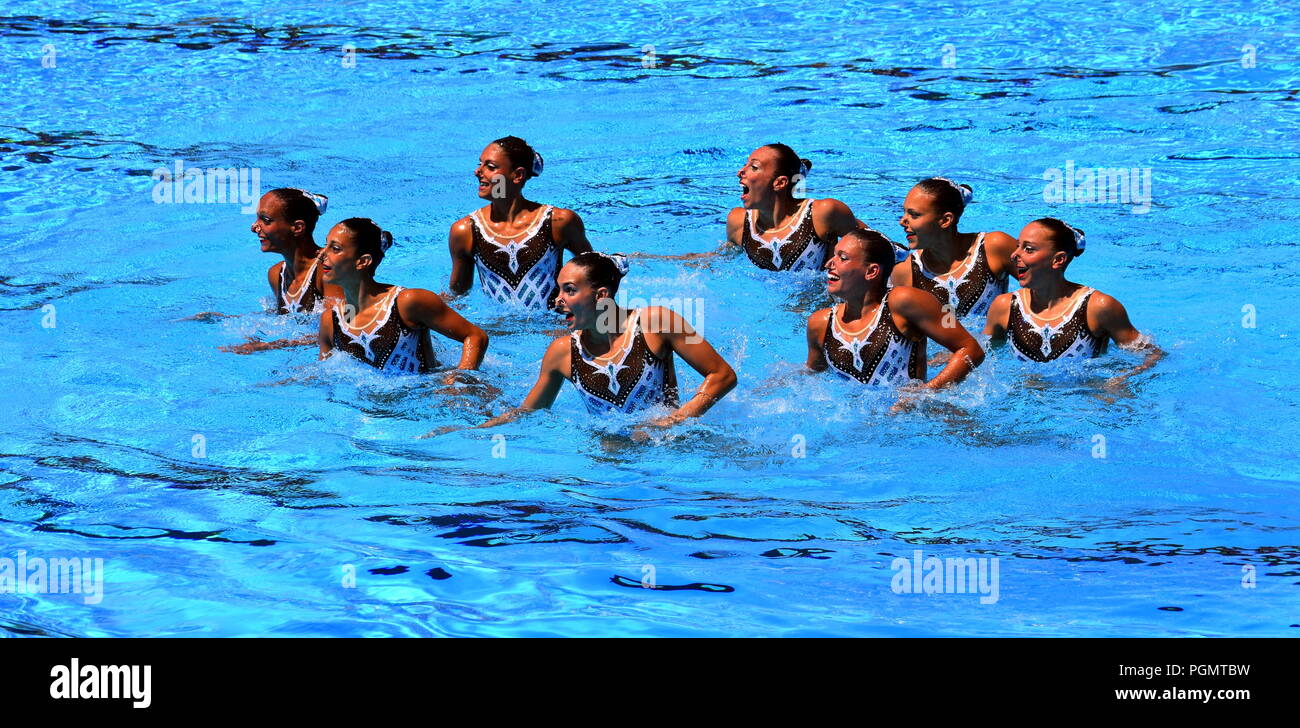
(909, 232), (1007, 319)
(740, 199), (830, 272)
(279, 255), (322, 314)
(822, 298), (925, 385)
(1006, 288), (1107, 363)
(470, 205), (562, 309)
(330, 286), (438, 374)
(570, 309), (679, 414)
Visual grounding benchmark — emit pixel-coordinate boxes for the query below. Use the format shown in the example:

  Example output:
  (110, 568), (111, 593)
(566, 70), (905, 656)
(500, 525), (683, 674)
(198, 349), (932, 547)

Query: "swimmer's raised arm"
(397, 289), (488, 370)
(622, 209), (744, 262)
(552, 208), (593, 255)
(982, 292), (1013, 343)
(445, 216), (475, 299)
(641, 307), (737, 428)
(267, 262), (285, 311)
(317, 307), (335, 360)
(804, 308), (831, 373)
(890, 286), (984, 389)
(474, 336), (570, 429)
(1089, 291), (1164, 378)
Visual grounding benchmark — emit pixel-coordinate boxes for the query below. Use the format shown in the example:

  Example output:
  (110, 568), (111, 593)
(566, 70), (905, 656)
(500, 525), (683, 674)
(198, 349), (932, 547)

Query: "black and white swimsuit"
(279, 255), (322, 314)
(470, 205), (562, 310)
(1006, 288), (1107, 363)
(570, 309), (679, 414)
(330, 286), (437, 374)
(909, 232), (1007, 319)
(822, 299), (924, 385)
(740, 199), (830, 273)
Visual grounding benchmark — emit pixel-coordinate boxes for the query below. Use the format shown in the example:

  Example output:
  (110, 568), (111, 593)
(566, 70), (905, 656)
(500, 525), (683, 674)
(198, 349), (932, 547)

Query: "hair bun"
(1065, 224), (1085, 255)
(293, 188), (328, 214)
(532, 152), (544, 177)
(798, 158), (812, 176)
(932, 177), (971, 207)
(379, 230), (394, 252)
(597, 251), (629, 277)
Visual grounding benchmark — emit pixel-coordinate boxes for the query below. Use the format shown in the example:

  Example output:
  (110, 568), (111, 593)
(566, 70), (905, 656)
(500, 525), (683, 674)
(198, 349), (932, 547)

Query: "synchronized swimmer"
(317, 218), (487, 375)
(446, 136), (592, 309)
(221, 136), (1164, 432)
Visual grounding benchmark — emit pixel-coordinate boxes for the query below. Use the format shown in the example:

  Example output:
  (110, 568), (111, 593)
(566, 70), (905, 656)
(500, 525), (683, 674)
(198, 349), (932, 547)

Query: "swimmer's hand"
(178, 311), (235, 322)
(888, 383), (929, 415)
(219, 334), (316, 354)
(630, 414), (685, 443)
(417, 424), (466, 439)
(1091, 375), (1136, 404)
(441, 369), (479, 388)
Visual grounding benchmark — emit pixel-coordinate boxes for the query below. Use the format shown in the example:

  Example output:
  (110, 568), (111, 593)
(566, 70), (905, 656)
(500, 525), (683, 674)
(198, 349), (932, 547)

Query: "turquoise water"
(1, 0), (1297, 636)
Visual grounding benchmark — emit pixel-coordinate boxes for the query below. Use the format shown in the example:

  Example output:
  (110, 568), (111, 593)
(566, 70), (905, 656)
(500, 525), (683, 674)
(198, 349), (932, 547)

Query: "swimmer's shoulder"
(985, 291), (1015, 334)
(548, 206), (582, 226)
(449, 214), (476, 251)
(806, 306), (832, 340)
(542, 333), (574, 377)
(725, 207), (746, 243)
(810, 197), (852, 217)
(1082, 288), (1127, 332)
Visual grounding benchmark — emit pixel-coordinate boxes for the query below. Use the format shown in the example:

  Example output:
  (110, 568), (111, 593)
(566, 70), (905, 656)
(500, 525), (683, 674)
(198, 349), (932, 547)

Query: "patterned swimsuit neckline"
(914, 232), (985, 283)
(280, 253), (320, 311)
(1015, 286), (1091, 327)
(335, 286), (402, 336)
(747, 198), (813, 245)
(833, 300), (886, 339)
(472, 205), (552, 243)
(576, 310), (643, 365)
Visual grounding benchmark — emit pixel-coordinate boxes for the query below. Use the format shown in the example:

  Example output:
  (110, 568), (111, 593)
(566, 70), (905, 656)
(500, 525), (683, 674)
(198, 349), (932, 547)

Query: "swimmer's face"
(475, 144), (523, 200)
(899, 187), (953, 248)
(552, 262), (607, 331)
(737, 147), (784, 209)
(320, 223), (374, 285)
(1012, 222), (1070, 286)
(252, 193), (299, 253)
(824, 237), (877, 298)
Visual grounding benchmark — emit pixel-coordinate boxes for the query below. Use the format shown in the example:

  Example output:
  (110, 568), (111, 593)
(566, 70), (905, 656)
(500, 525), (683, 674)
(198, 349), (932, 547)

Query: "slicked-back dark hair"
(1031, 217), (1086, 258)
(914, 178), (972, 221)
(761, 143), (812, 182)
(339, 217), (388, 268)
(841, 228), (899, 280)
(569, 251), (625, 295)
(492, 136), (542, 180)
(267, 188), (321, 233)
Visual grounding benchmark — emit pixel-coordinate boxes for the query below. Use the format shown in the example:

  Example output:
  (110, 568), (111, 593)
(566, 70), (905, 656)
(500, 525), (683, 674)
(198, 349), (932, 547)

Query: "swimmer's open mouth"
(740, 182), (750, 200)
(1014, 264), (1028, 279)
(827, 272), (840, 282)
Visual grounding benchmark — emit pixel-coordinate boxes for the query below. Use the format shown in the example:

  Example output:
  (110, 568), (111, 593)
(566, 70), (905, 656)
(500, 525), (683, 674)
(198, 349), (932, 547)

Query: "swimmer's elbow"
(714, 363), (738, 395)
(470, 327), (489, 352)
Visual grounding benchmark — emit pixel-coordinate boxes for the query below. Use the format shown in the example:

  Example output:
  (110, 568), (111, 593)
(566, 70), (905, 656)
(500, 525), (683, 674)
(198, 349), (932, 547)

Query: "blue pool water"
(1, 0), (1297, 637)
